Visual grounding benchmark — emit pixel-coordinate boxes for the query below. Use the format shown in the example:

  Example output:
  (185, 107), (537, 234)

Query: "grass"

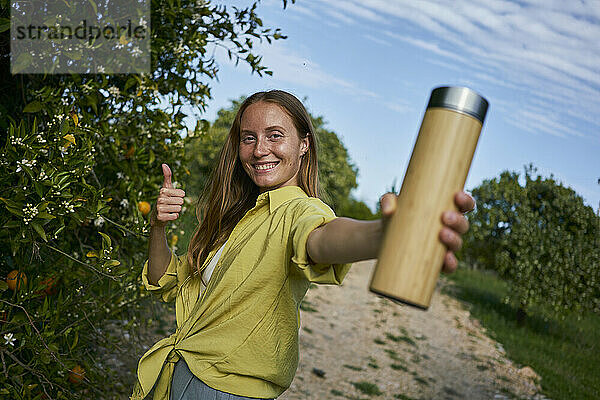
(367, 357), (379, 369)
(344, 364), (363, 371)
(385, 332), (417, 347)
(299, 300), (318, 313)
(390, 363), (408, 372)
(351, 381), (383, 396)
(393, 395), (417, 400)
(413, 376), (429, 386)
(443, 268), (600, 400)
(383, 349), (402, 361)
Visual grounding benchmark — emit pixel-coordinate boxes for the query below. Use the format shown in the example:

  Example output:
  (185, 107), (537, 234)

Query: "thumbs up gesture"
(150, 163), (186, 228)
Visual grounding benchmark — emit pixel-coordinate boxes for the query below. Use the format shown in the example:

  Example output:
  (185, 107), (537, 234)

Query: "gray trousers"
(170, 359), (275, 400)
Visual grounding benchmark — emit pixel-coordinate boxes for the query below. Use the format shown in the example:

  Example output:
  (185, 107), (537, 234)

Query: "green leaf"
(124, 77), (138, 91)
(11, 239), (20, 257)
(0, 281), (8, 291)
(32, 222), (48, 242)
(2, 221), (21, 228)
(105, 259), (121, 267)
(34, 181), (44, 197)
(70, 331), (79, 350)
(23, 101), (42, 113)
(86, 94), (98, 114)
(54, 225), (65, 237)
(6, 206), (24, 217)
(0, 197), (20, 208)
(99, 232), (111, 249)
(36, 212), (55, 220)
(148, 149), (155, 165)
(40, 349), (51, 364)
(60, 118), (69, 134)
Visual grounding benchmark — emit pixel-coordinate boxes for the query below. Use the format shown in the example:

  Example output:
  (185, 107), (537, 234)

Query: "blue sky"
(183, 0), (600, 214)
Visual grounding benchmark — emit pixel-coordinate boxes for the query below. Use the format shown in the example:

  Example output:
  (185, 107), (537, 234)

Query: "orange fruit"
(68, 365), (85, 384)
(6, 270), (27, 291)
(138, 201), (151, 216)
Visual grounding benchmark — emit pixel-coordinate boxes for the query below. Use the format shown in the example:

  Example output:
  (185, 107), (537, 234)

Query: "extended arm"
(307, 190), (475, 271)
(307, 217), (383, 265)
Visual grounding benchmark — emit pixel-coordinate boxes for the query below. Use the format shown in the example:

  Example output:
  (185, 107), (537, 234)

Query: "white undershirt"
(202, 241), (227, 285)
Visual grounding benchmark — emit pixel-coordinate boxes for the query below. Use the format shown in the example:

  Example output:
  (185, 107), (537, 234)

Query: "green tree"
(0, 1), (293, 398)
(458, 164), (600, 321)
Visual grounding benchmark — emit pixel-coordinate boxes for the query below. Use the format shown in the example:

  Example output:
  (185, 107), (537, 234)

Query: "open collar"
(255, 185), (309, 214)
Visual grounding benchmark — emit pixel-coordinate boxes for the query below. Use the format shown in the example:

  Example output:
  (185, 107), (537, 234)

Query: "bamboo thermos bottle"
(369, 86), (489, 310)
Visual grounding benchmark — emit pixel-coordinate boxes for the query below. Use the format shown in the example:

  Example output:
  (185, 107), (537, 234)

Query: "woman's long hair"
(186, 90), (322, 281)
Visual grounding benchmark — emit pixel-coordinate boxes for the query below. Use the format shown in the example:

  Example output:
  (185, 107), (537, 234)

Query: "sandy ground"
(279, 260), (549, 400)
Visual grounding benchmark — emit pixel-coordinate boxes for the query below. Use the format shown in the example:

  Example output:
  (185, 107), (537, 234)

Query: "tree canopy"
(458, 164), (600, 319)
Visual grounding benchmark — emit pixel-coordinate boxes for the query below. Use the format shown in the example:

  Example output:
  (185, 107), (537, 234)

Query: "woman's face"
(239, 101), (309, 193)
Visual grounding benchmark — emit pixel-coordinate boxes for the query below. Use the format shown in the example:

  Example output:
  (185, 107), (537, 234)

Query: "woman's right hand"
(150, 163), (186, 228)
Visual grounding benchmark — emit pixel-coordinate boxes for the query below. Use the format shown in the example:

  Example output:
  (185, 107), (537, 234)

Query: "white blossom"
(22, 203), (38, 225)
(107, 86), (120, 97)
(120, 199), (129, 208)
(62, 201), (75, 213)
(13, 137), (24, 145)
(15, 159), (36, 172)
(116, 172), (125, 179)
(94, 216), (105, 227)
(3, 333), (16, 346)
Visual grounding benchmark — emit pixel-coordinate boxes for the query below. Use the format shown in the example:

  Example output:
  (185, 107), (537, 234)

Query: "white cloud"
(312, 0), (600, 139)
(363, 33), (392, 47)
(383, 31), (467, 63)
(324, 0), (387, 23)
(219, 40), (380, 100)
(383, 100), (414, 114)
(290, 4), (319, 19)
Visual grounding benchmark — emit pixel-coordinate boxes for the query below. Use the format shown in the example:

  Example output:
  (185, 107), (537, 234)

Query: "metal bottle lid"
(427, 86), (489, 123)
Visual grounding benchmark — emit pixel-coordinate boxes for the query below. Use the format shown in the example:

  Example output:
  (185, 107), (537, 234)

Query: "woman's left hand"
(379, 190), (476, 274)
(438, 191), (475, 273)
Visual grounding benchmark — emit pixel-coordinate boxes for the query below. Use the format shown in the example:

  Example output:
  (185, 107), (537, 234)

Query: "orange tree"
(0, 1), (293, 398)
(458, 164), (600, 321)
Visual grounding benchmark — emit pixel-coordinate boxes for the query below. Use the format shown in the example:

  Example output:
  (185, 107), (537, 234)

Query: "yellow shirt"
(130, 185), (352, 400)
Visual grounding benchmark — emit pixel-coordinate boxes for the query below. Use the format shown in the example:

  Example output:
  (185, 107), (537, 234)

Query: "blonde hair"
(186, 90), (323, 281)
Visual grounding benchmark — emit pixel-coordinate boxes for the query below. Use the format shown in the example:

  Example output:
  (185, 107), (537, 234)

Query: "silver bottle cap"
(427, 86), (489, 123)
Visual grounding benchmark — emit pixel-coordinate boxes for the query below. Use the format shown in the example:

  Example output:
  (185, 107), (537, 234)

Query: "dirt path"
(279, 260), (548, 400)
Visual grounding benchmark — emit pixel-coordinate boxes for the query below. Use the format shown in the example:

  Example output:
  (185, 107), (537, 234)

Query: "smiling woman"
(238, 101), (309, 194)
(131, 90), (475, 400)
